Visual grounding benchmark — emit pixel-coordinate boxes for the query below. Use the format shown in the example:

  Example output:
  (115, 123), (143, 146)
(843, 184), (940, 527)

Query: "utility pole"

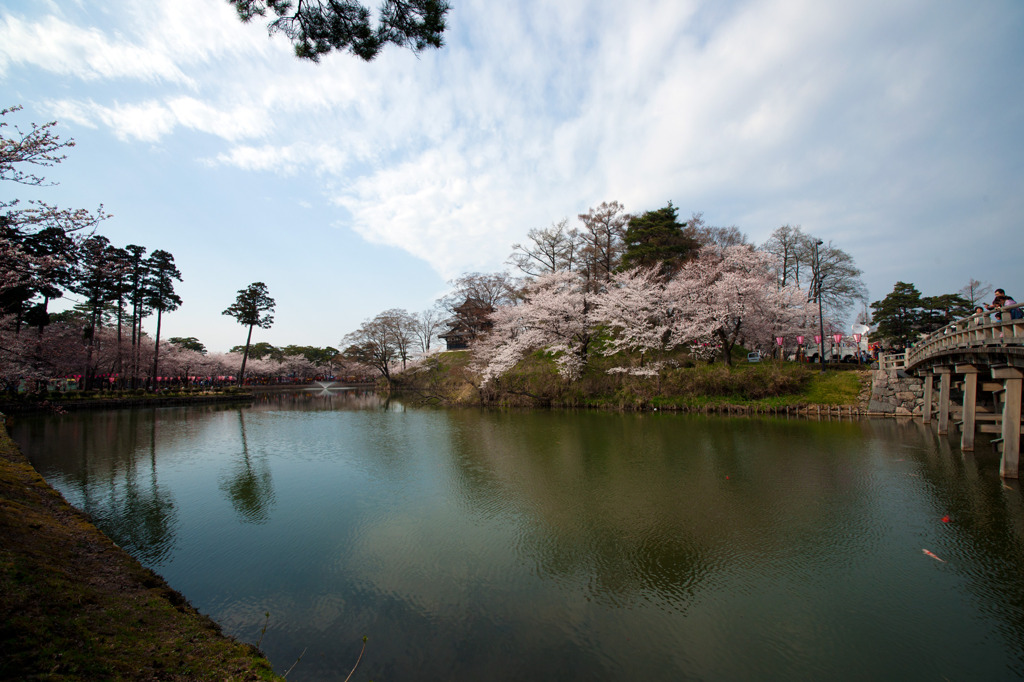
(814, 239), (826, 373)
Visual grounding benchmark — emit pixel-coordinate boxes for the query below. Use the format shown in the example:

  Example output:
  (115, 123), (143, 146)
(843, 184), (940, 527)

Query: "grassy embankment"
(393, 349), (865, 411)
(0, 424), (283, 681)
(0, 386), (254, 414)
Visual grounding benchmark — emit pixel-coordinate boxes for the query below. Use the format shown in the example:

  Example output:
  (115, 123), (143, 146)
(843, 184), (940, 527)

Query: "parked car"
(747, 352), (761, 363)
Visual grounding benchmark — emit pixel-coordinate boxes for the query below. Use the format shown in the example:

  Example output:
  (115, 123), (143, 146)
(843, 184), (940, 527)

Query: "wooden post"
(922, 373), (934, 424)
(936, 367), (952, 435)
(956, 364), (980, 452)
(993, 366), (1023, 479)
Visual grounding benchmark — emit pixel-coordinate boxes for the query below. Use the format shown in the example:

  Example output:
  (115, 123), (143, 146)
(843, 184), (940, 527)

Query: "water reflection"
(219, 410), (276, 524)
(9, 409), (180, 564)
(10, 398), (1024, 680)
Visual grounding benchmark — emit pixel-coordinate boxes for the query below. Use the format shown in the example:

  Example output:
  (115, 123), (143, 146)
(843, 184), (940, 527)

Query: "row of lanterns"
(774, 333), (864, 346)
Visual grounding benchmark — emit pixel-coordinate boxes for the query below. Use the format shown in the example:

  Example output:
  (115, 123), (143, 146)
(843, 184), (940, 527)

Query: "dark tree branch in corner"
(228, 0), (450, 61)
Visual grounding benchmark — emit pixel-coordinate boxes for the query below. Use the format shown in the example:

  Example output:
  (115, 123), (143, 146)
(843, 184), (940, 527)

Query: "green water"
(10, 390), (1024, 681)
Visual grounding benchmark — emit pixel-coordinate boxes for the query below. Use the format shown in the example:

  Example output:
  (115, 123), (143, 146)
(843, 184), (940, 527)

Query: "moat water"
(11, 391), (1024, 680)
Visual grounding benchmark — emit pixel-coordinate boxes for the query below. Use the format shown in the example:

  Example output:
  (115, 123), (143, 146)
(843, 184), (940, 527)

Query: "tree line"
(340, 201), (873, 384)
(0, 107), (311, 391)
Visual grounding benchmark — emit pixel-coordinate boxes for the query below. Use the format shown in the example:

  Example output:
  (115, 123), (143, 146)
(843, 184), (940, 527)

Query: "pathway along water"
(10, 391), (1024, 681)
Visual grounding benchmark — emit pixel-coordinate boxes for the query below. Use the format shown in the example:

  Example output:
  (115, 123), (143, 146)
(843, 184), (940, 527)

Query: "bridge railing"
(879, 351), (906, 370)
(905, 302), (1024, 368)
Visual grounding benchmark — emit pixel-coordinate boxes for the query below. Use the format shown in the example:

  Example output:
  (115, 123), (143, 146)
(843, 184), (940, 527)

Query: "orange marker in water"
(922, 549), (945, 562)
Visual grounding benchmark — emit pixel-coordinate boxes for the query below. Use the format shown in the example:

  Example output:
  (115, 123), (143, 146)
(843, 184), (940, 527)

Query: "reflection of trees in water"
(42, 409), (179, 566)
(250, 389), (394, 412)
(219, 410), (276, 524)
(443, 411), (875, 610)
(106, 416), (178, 564)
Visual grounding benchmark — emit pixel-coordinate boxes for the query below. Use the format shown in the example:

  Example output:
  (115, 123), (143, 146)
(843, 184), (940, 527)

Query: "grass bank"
(394, 350), (867, 411)
(0, 386), (255, 414)
(0, 423), (282, 681)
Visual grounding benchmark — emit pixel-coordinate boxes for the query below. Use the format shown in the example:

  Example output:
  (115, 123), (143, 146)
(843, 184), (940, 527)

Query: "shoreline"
(0, 422), (284, 680)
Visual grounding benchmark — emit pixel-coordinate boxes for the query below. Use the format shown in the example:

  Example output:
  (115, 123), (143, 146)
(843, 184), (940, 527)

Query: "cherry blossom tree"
(592, 266), (675, 370)
(476, 270), (595, 383)
(667, 246), (814, 365)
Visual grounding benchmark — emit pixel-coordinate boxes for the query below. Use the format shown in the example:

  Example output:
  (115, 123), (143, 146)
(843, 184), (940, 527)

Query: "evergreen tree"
(620, 202), (698, 276)
(870, 282), (926, 346)
(144, 250), (183, 383)
(229, 0), (450, 62)
(920, 293), (973, 330)
(124, 244), (148, 387)
(223, 282), (276, 386)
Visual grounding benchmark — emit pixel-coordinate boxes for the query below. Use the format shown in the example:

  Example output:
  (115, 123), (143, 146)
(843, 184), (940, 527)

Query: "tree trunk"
(239, 324), (254, 386)
(717, 328), (733, 366)
(151, 308), (163, 384)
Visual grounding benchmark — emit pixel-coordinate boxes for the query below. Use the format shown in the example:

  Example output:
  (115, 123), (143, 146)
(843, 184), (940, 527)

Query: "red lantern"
(797, 335), (805, 344)
(814, 335), (822, 344)
(833, 333), (843, 344)
(853, 333), (862, 342)
(776, 336), (784, 346)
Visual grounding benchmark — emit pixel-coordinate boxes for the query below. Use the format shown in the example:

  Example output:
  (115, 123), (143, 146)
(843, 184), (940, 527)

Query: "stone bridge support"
(993, 366), (1022, 479)
(957, 364), (981, 452)
(936, 367), (952, 435)
(917, 363), (1023, 479)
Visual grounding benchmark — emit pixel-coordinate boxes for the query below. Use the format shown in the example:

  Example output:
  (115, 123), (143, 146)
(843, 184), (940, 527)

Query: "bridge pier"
(993, 366), (1023, 479)
(957, 364), (981, 452)
(922, 373), (934, 424)
(936, 367), (952, 435)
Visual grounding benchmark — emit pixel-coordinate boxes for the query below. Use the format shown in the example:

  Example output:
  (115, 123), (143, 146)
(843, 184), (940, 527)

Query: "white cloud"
(5, 0), (1023, 313)
(212, 142), (349, 175)
(0, 14), (192, 84)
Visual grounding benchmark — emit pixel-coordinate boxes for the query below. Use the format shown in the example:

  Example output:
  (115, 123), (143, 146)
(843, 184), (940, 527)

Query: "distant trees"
(760, 224), (867, 323)
(507, 219), (580, 277)
(169, 337), (207, 354)
(959, 279), (993, 307)
(0, 106), (201, 391)
(341, 313), (399, 383)
(411, 306), (445, 353)
(577, 201), (629, 285)
(668, 246), (810, 366)
(870, 281), (973, 346)
(222, 282), (276, 386)
(228, 0), (451, 61)
(477, 244), (815, 381)
(339, 202), (871, 386)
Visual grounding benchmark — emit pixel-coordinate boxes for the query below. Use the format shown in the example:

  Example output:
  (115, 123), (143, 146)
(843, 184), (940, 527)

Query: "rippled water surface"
(11, 391), (1024, 681)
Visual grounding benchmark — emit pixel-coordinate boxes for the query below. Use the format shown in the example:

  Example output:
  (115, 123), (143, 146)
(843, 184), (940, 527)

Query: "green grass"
(397, 346), (870, 411)
(802, 369), (862, 404)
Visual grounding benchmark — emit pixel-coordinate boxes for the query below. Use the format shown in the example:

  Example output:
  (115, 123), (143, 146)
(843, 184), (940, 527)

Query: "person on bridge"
(986, 288), (1024, 320)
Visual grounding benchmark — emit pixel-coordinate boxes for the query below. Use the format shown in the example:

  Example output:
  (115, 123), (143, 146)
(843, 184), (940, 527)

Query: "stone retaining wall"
(868, 368), (925, 415)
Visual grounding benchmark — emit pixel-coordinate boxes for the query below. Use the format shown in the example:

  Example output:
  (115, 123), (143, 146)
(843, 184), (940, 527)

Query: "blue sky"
(2, 0), (1022, 352)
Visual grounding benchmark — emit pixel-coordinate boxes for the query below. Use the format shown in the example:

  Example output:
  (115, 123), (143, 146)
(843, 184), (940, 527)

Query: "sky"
(1, 0), (1022, 352)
